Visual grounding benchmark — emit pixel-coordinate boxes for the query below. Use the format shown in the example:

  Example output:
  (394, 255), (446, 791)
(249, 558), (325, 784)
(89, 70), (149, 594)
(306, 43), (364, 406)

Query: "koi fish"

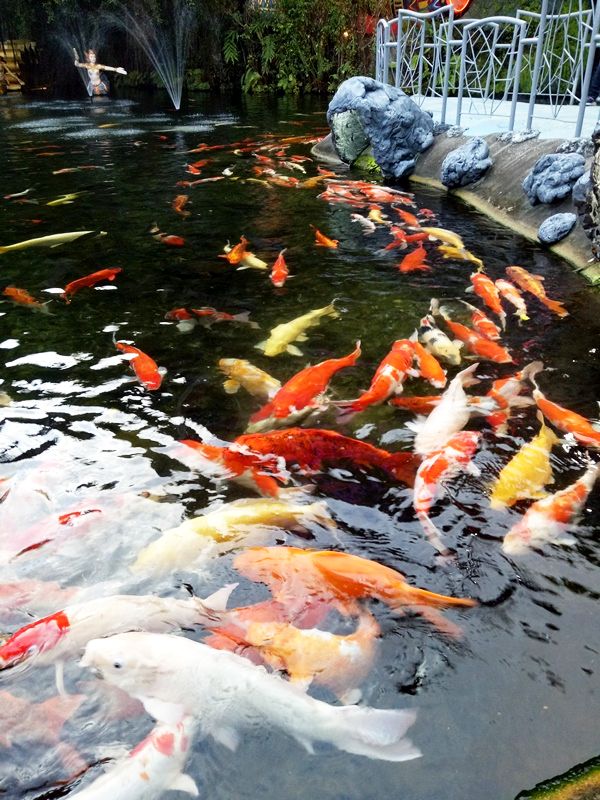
(398, 245), (430, 273)
(2, 286), (51, 313)
(248, 342), (361, 432)
(438, 244), (484, 269)
(115, 341), (165, 391)
(235, 546), (477, 637)
(81, 631), (421, 763)
(407, 364), (484, 456)
(46, 193), (80, 207)
(4, 188), (33, 199)
(172, 194), (191, 217)
(334, 340), (415, 414)
(234, 427), (420, 487)
(389, 395), (442, 414)
(421, 226), (464, 249)
(219, 235), (249, 265)
(150, 223), (185, 247)
(534, 388), (600, 448)
(395, 208), (420, 227)
(350, 214), (376, 235)
(237, 250), (269, 270)
(368, 206), (388, 225)
(382, 226), (407, 251)
(494, 278), (529, 322)
(413, 431), (481, 554)
(190, 307), (259, 328)
(218, 358), (281, 400)
(270, 248), (289, 288)
(0, 587), (233, 694)
(256, 301), (339, 357)
(483, 361), (542, 434)
(52, 166), (104, 174)
(0, 230), (106, 255)
(409, 337), (447, 388)
(132, 498), (335, 573)
(311, 225), (339, 248)
(468, 272), (506, 327)
(489, 414), (559, 509)
(210, 611), (380, 704)
(502, 461), (600, 555)
(459, 301), (501, 341)
(69, 718), (198, 799)
(418, 313), (463, 366)
(505, 266), (568, 318)
(432, 301), (512, 364)
(61, 267), (122, 302)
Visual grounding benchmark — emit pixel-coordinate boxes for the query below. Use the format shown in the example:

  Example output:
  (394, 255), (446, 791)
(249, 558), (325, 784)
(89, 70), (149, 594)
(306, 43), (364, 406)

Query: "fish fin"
(464, 285), (474, 293)
(223, 379), (240, 394)
(212, 725), (241, 751)
(287, 345), (303, 356)
(329, 706), (420, 762)
(140, 696), (186, 724)
(170, 774), (199, 797)
(404, 415), (427, 434)
(338, 688), (362, 705)
(295, 736), (315, 755)
(255, 340), (267, 352)
(55, 661), (66, 696)
(409, 330), (418, 342)
(296, 334), (308, 341)
(416, 512), (451, 556)
(201, 582), (238, 612)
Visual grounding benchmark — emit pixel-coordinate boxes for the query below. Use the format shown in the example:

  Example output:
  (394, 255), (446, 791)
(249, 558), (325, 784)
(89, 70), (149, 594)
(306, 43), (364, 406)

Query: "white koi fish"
(0, 230), (106, 255)
(81, 631), (420, 763)
(69, 717), (198, 799)
(418, 313), (463, 366)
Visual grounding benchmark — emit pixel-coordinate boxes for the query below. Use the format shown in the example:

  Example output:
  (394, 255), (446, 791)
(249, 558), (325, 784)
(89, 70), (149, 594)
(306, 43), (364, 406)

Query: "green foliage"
(186, 68), (209, 90)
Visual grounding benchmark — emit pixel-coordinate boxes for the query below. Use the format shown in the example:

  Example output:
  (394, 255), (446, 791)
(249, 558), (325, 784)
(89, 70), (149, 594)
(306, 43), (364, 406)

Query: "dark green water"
(0, 91), (599, 800)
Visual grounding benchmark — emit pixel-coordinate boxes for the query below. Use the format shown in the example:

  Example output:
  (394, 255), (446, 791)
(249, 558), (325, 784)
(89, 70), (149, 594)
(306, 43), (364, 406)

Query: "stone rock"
(446, 125), (465, 138)
(572, 173), (591, 207)
(555, 138), (594, 158)
(537, 213), (577, 244)
(327, 76), (434, 178)
(522, 153), (586, 205)
(433, 121), (451, 136)
(496, 130), (540, 144)
(580, 127), (600, 259)
(440, 137), (493, 189)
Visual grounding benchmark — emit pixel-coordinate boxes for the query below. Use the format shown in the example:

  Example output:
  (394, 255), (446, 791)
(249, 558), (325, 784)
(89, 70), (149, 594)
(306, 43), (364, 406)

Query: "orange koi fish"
(219, 235), (249, 265)
(413, 431), (481, 554)
(52, 166), (104, 175)
(172, 194), (190, 218)
(395, 208), (420, 227)
(209, 610), (380, 703)
(434, 302), (512, 364)
(495, 278), (529, 322)
(164, 308), (195, 322)
(185, 164), (201, 175)
(190, 159), (210, 168)
(462, 301), (501, 341)
(61, 267), (122, 302)
(389, 395), (442, 414)
(468, 272), (506, 327)
(234, 427), (419, 487)
(397, 245), (430, 273)
(405, 232), (430, 244)
(2, 286), (50, 313)
(149, 223), (185, 247)
(383, 226), (407, 250)
(234, 547), (477, 637)
(115, 341), (165, 391)
(483, 361), (541, 434)
(247, 342), (362, 432)
(502, 461), (600, 555)
(334, 340), (415, 414)
(180, 439), (285, 497)
(311, 225), (339, 248)
(191, 307), (258, 327)
(534, 388), (600, 448)
(270, 249), (289, 288)
(505, 266), (568, 317)
(409, 338), (447, 388)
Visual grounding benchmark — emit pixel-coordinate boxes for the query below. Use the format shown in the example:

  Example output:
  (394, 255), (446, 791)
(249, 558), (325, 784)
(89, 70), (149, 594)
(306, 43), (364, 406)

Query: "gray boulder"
(440, 137), (493, 189)
(522, 153), (586, 205)
(572, 173), (591, 206)
(538, 213), (577, 244)
(327, 76), (434, 178)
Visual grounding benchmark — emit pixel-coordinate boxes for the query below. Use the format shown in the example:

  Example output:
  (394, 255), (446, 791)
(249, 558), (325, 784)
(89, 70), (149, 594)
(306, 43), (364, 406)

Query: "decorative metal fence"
(375, 0), (600, 137)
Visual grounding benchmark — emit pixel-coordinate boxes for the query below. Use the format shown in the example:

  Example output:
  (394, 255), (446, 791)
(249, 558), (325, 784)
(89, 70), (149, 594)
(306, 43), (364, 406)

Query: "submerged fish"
(418, 313), (462, 366)
(270, 248), (289, 288)
(115, 341), (165, 391)
(534, 388), (600, 449)
(489, 414), (559, 509)
(502, 461), (600, 555)
(433, 301), (512, 364)
(46, 193), (80, 207)
(421, 226), (464, 249)
(311, 225), (339, 248)
(81, 631), (421, 762)
(468, 272), (506, 327)
(62, 268), (122, 302)
(218, 358), (281, 400)
(495, 278), (529, 322)
(3, 286), (51, 313)
(172, 194), (191, 218)
(256, 302), (339, 357)
(0, 230), (106, 255)
(133, 498), (335, 573)
(506, 266), (568, 318)
(397, 245), (430, 273)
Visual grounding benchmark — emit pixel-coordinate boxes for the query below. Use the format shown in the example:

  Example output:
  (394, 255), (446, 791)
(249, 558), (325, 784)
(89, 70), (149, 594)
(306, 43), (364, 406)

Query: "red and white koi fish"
(506, 266), (568, 318)
(495, 278), (529, 322)
(432, 300), (512, 364)
(247, 342), (361, 432)
(502, 461), (600, 555)
(409, 335), (447, 388)
(534, 387), (600, 448)
(414, 431), (481, 554)
(468, 272), (506, 328)
(270, 248), (289, 288)
(397, 245), (430, 273)
(115, 341), (165, 390)
(334, 339), (415, 414)
(149, 223), (185, 247)
(458, 300), (501, 341)
(68, 718), (198, 798)
(311, 225), (339, 248)
(407, 363), (484, 456)
(61, 268), (122, 302)
(483, 361), (542, 434)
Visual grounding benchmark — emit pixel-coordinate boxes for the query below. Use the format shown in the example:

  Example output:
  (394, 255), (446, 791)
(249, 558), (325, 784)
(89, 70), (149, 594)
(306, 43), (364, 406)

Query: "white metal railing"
(375, 0), (600, 137)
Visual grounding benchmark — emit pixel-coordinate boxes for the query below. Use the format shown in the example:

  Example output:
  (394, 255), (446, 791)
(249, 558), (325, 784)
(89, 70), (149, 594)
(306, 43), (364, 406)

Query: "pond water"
(0, 91), (599, 800)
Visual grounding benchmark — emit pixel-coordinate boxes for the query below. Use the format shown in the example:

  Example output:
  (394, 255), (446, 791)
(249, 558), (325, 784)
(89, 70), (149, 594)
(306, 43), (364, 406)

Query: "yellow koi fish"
(132, 498), (335, 573)
(421, 227), (465, 249)
(218, 358), (281, 400)
(489, 415), (559, 509)
(46, 193), (80, 207)
(0, 230), (106, 255)
(256, 302), (339, 357)
(438, 244), (484, 270)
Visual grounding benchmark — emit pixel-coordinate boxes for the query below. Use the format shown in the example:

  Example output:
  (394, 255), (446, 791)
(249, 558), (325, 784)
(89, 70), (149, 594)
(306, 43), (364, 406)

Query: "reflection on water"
(0, 92), (599, 800)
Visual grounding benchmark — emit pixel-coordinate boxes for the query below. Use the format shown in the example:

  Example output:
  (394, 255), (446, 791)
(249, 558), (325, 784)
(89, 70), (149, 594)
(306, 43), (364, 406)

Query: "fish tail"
(542, 298), (569, 318)
(322, 705), (420, 763)
(0, 246), (9, 255)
